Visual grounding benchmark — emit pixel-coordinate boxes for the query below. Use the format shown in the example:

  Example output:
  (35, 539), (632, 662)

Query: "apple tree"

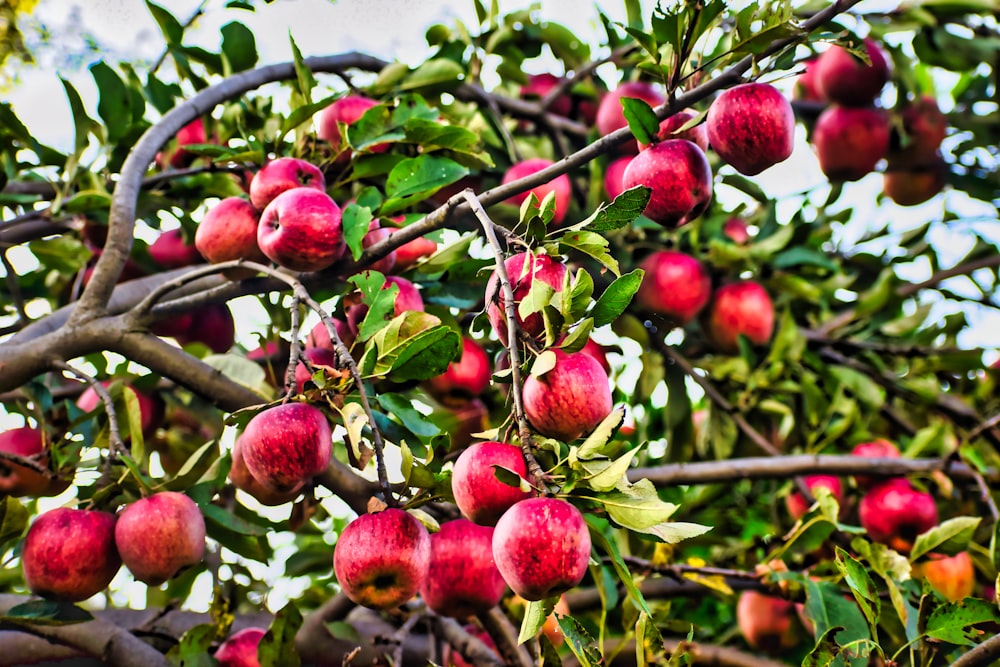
(1, 0), (999, 665)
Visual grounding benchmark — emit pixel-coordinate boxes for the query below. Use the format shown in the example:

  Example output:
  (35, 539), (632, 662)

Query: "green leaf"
(580, 448), (638, 492)
(0, 496), (29, 550)
(586, 186), (651, 232)
(560, 231), (620, 276)
(379, 393), (441, 438)
(389, 325), (461, 381)
(518, 597), (558, 644)
(556, 613), (602, 667)
(828, 365), (885, 409)
(596, 478), (678, 530)
(146, 1), (184, 44)
(90, 62), (135, 143)
(559, 319), (594, 353)
(910, 516), (982, 561)
(620, 97), (660, 146)
(585, 515), (651, 617)
(382, 155), (469, 215)
(560, 269), (594, 323)
(538, 21), (590, 68)
(591, 269), (643, 327)
(925, 598), (1000, 645)
(200, 503), (269, 536)
(803, 625), (842, 667)
(342, 203), (374, 262)
(259, 601), (303, 667)
(61, 78), (99, 159)
(349, 271), (398, 341)
(166, 623), (216, 667)
(518, 279), (557, 322)
(531, 349), (558, 378)
(834, 547), (881, 639)
(2, 599), (93, 626)
(802, 578), (872, 667)
(202, 354), (273, 400)
(401, 58), (464, 91)
(288, 34), (315, 103)
(774, 246), (839, 272)
(576, 407), (626, 460)
(220, 21), (257, 73)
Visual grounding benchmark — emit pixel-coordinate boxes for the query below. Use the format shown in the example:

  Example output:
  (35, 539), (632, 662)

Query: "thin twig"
(391, 612), (426, 667)
(51, 361), (126, 466)
(283, 298), (303, 400)
(462, 190), (545, 489)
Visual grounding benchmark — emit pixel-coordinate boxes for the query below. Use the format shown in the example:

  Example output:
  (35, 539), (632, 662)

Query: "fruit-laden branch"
(630, 455), (998, 486)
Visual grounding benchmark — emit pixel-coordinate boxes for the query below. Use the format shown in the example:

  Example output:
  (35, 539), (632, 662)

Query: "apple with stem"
(238, 402), (332, 493)
(706, 82), (795, 176)
(249, 157), (325, 210)
(451, 440), (532, 526)
(523, 349), (613, 442)
(420, 519), (507, 618)
(813, 38), (891, 107)
(859, 478), (938, 553)
(621, 139), (713, 228)
(114, 491), (206, 586)
(501, 158), (572, 226)
(257, 187), (345, 273)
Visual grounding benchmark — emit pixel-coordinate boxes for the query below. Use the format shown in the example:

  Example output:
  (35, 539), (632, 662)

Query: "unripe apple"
(641, 110), (709, 152)
(883, 158), (947, 206)
(502, 158), (572, 226)
(148, 228), (202, 269)
(420, 519), (507, 618)
(850, 439), (900, 488)
(635, 250), (712, 325)
(0, 427), (53, 497)
(22, 507), (122, 602)
(239, 402), (332, 493)
(424, 337), (491, 405)
(485, 252), (567, 343)
(523, 349), (613, 442)
(736, 590), (801, 652)
(596, 81), (665, 141)
(919, 551), (975, 602)
(706, 82), (795, 176)
(859, 478), (938, 553)
(703, 281), (775, 353)
(195, 197), (267, 270)
(215, 627), (266, 667)
(452, 441), (532, 526)
(114, 491), (206, 586)
(813, 38), (891, 107)
(812, 105), (891, 182)
(258, 188), (345, 272)
(492, 497), (591, 601)
(334, 508), (431, 609)
(316, 94), (383, 152)
(229, 438), (303, 506)
(621, 139), (713, 228)
(785, 475), (844, 520)
(604, 156), (632, 200)
(249, 157), (325, 210)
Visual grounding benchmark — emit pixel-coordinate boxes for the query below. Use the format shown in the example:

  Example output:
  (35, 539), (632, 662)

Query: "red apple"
(851, 439), (900, 488)
(215, 627), (266, 667)
(391, 232), (438, 271)
(812, 105), (891, 182)
(785, 475), (844, 520)
(451, 441), (532, 526)
(737, 590), (801, 652)
(596, 81), (665, 142)
(502, 158), (572, 226)
(920, 551), (975, 602)
(706, 82), (795, 176)
(813, 38), (891, 107)
(485, 252), (567, 343)
(883, 158), (947, 206)
(640, 110), (709, 152)
(362, 219), (396, 275)
(195, 197), (267, 269)
(424, 337), (491, 405)
(635, 250), (712, 325)
(523, 349), (613, 442)
(77, 381), (164, 439)
(114, 491), (205, 586)
(229, 437), (303, 506)
(579, 338), (611, 375)
(306, 318), (353, 351)
(238, 402), (332, 493)
(175, 303), (236, 354)
(859, 478), (938, 553)
(295, 346), (339, 393)
(420, 519), (507, 618)
(445, 398), (491, 451)
(604, 156), (632, 200)
(793, 59), (825, 102)
(257, 188), (345, 272)
(148, 228), (201, 269)
(346, 274), (425, 337)
(22, 507), (122, 602)
(169, 118), (209, 168)
(492, 497), (591, 601)
(316, 94), (382, 152)
(249, 157), (325, 210)
(723, 218), (751, 244)
(889, 96), (948, 166)
(334, 508), (431, 610)
(0, 427), (54, 497)
(621, 139), (713, 228)
(702, 281), (775, 353)
(520, 73), (573, 117)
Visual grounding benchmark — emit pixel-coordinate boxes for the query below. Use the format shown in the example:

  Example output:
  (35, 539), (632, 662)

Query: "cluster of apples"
(798, 38), (949, 204)
(19, 491), (205, 601)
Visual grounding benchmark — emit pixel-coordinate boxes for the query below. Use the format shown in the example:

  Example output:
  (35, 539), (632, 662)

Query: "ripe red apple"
(604, 156), (632, 200)
(168, 118), (209, 168)
(238, 402), (332, 493)
(420, 519), (507, 618)
(785, 475), (844, 520)
(334, 508), (431, 609)
(195, 197), (267, 269)
(635, 250), (712, 325)
(523, 349), (613, 442)
(0, 427), (54, 497)
(452, 441), (532, 526)
(596, 81), (665, 141)
(346, 274), (425, 336)
(502, 158), (572, 226)
(175, 303), (236, 354)
(22, 507), (122, 602)
(391, 232), (438, 271)
(889, 96), (948, 166)
(445, 398), (491, 451)
(148, 228), (202, 269)
(579, 338), (611, 375)
(362, 219), (397, 275)
(485, 252), (567, 343)
(723, 218), (751, 244)
(793, 59), (825, 102)
(736, 590), (801, 652)
(249, 157), (325, 210)
(295, 346), (339, 393)
(812, 105), (891, 182)
(229, 437), (303, 506)
(883, 158), (947, 206)
(621, 139), (713, 228)
(424, 337), (491, 405)
(306, 318), (353, 351)
(859, 478), (938, 553)
(114, 491), (205, 586)
(77, 381), (164, 439)
(702, 280), (775, 353)
(920, 551), (975, 602)
(257, 187), (345, 272)
(520, 73), (573, 117)
(641, 110), (709, 152)
(851, 439), (900, 488)
(813, 38), (891, 107)
(706, 82), (795, 176)
(492, 497), (590, 601)
(215, 627), (266, 667)
(316, 94), (382, 151)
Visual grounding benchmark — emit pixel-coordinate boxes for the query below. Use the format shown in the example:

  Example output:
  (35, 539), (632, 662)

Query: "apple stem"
(462, 190), (547, 491)
(52, 360), (128, 471)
